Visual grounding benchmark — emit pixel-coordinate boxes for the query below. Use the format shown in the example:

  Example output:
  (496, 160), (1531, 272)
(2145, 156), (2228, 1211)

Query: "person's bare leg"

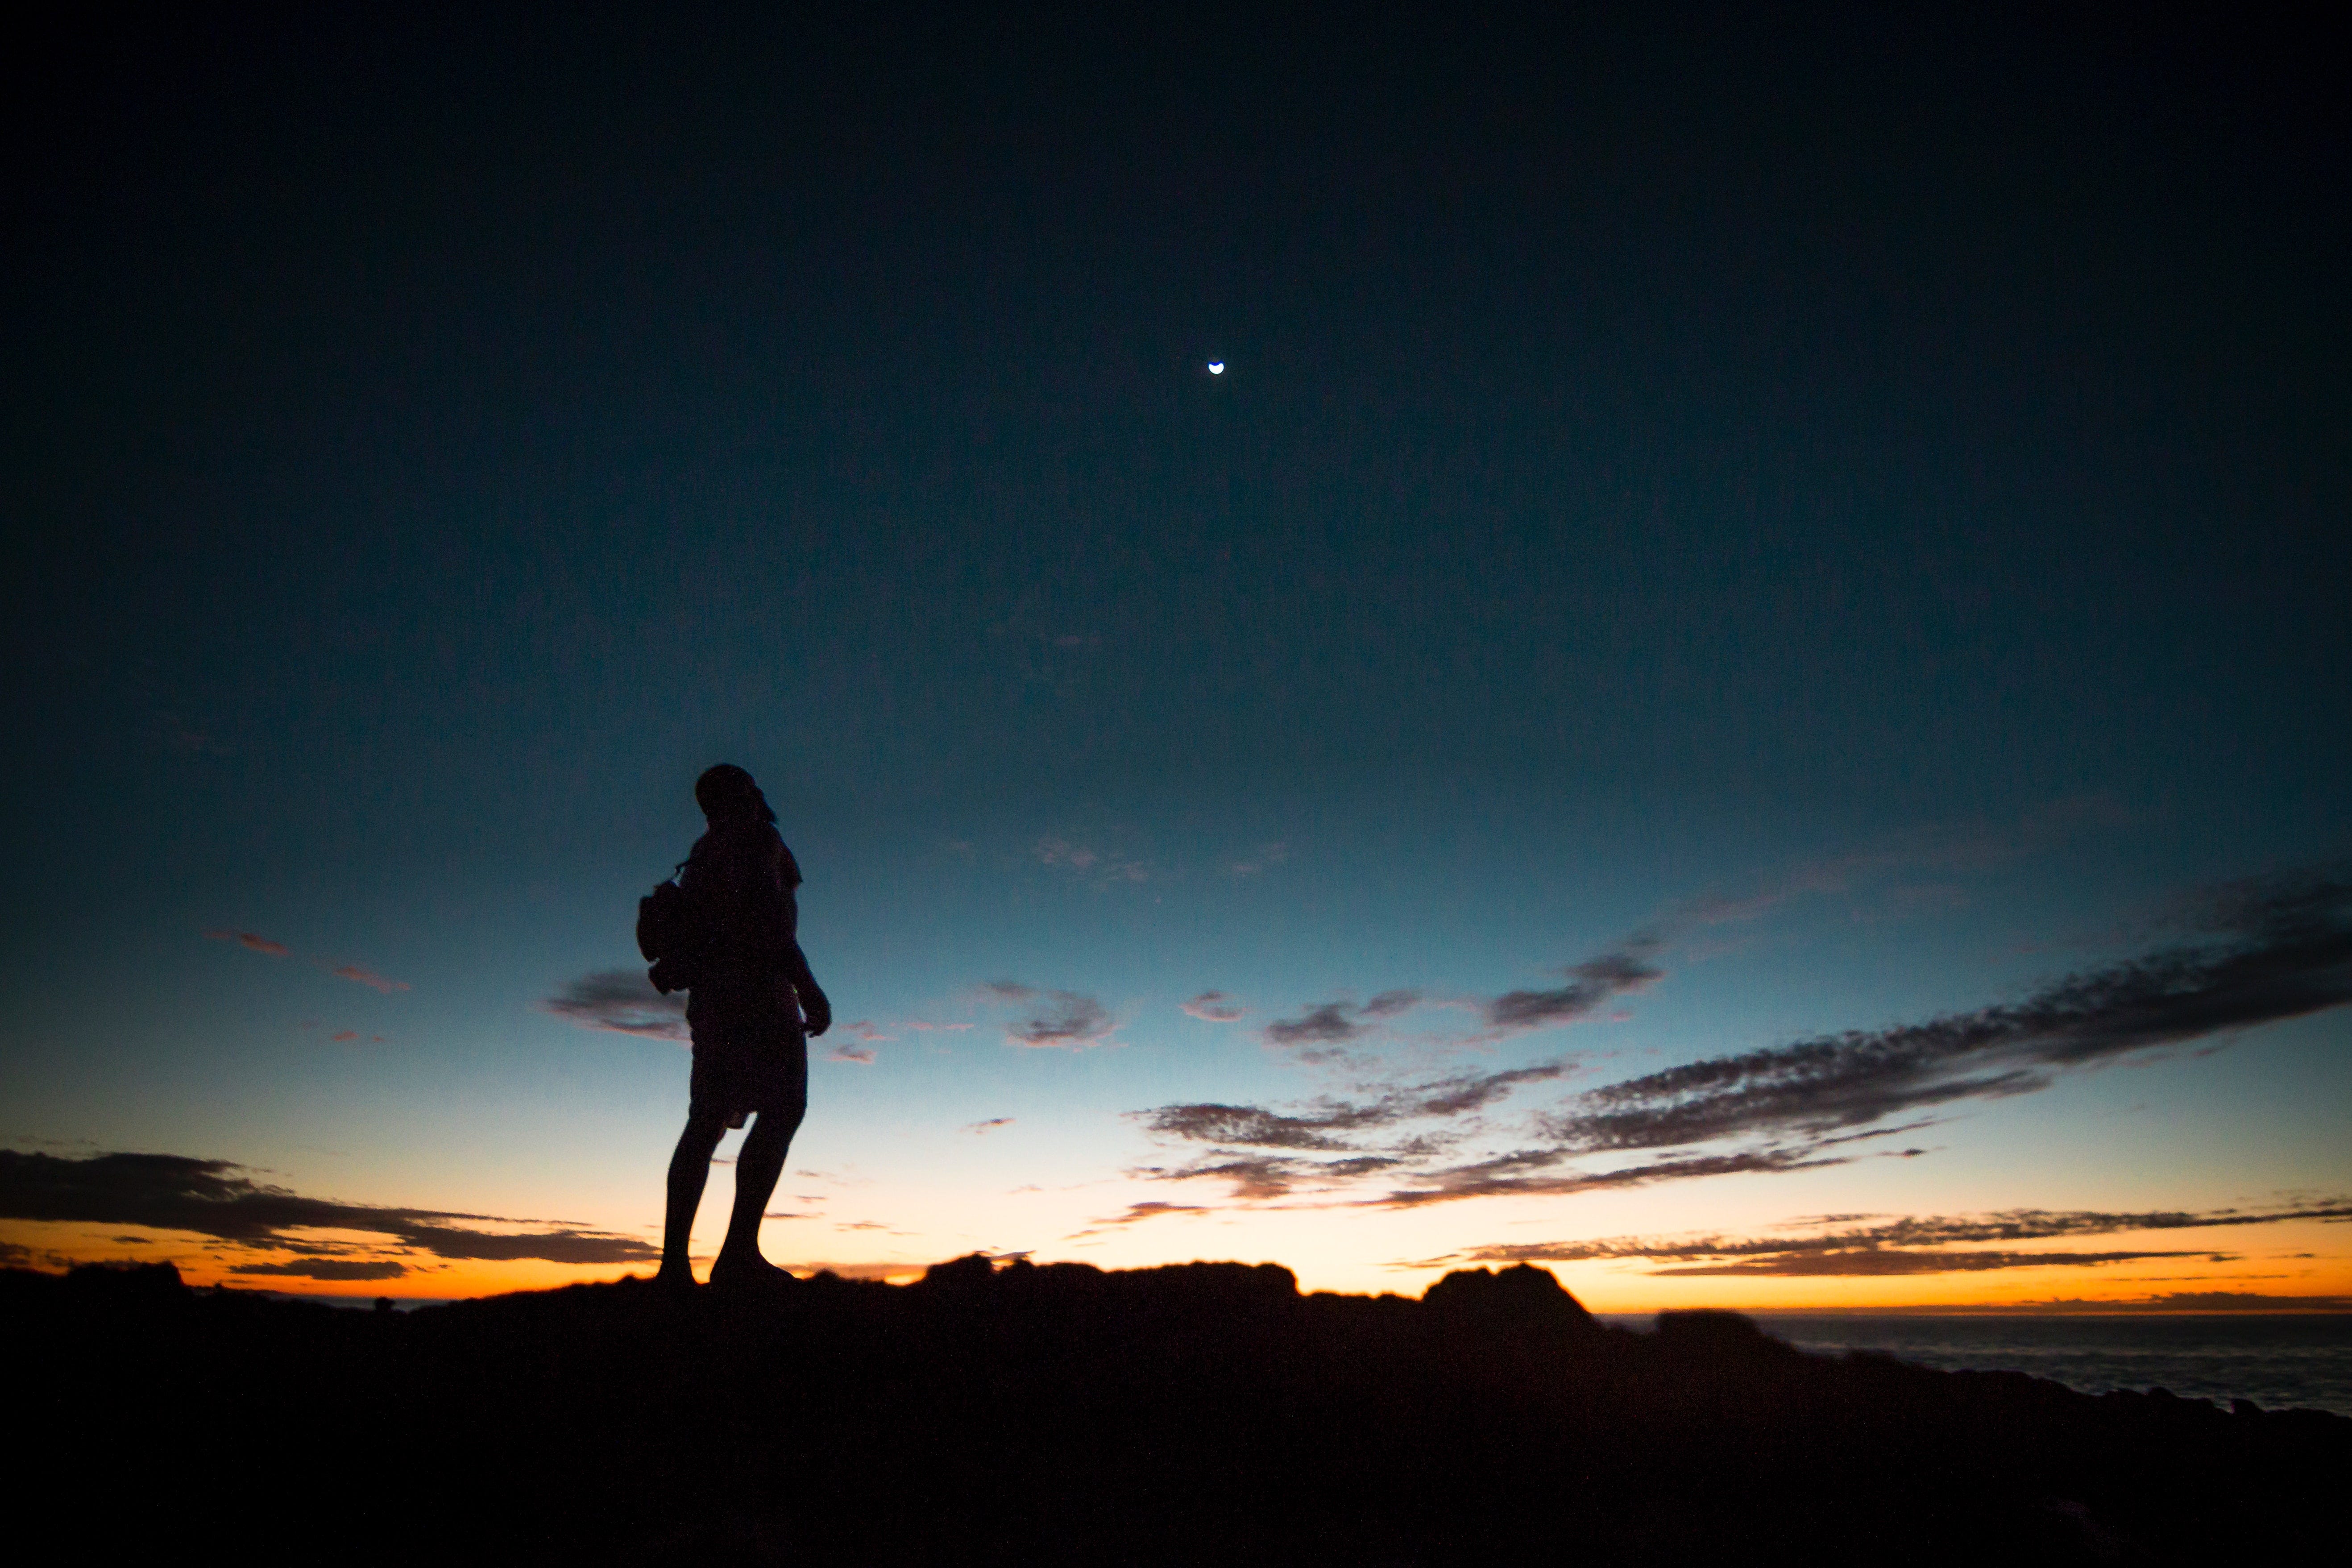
(660, 1106), (729, 1284)
(713, 1102), (803, 1284)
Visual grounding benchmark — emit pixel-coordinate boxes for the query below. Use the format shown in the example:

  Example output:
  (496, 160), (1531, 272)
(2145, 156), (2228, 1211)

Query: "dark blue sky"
(5, 7), (2347, 1298)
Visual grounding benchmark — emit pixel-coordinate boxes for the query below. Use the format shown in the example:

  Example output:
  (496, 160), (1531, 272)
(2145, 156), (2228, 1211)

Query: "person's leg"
(716, 1095), (805, 1268)
(660, 1104), (730, 1281)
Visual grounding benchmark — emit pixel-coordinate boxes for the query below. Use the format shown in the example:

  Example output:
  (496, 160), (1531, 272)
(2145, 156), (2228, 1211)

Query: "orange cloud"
(204, 930), (290, 957)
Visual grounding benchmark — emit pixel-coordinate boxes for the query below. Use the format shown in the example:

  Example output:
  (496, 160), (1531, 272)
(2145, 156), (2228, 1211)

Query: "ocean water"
(1598, 1314), (2352, 1417)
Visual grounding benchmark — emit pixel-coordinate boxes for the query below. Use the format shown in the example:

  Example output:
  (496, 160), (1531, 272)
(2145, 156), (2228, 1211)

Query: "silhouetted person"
(657, 763), (832, 1290)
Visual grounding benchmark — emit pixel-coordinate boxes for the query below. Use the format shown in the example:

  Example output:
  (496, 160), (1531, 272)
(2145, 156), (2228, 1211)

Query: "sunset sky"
(6, 8), (2346, 1307)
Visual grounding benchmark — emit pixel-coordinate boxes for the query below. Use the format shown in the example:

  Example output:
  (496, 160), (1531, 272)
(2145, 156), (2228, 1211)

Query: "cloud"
(1141, 1102), (1386, 1152)
(765, 1260), (929, 1282)
(1182, 991), (1247, 1023)
(1153, 1153), (1409, 1200)
(1082, 1200), (1211, 1229)
(1406, 1061), (1580, 1117)
(1134, 1061), (1577, 1198)
(204, 930), (413, 995)
(1126, 867), (2352, 1216)
(825, 1020), (892, 1062)
(1262, 1003), (1357, 1047)
(2096, 1290), (2352, 1311)
(543, 970), (689, 1041)
(1036, 838), (1148, 884)
(0, 1150), (658, 1266)
(1646, 1249), (2218, 1276)
(1, 1241), (30, 1266)
(1372, 1143), (1851, 1208)
(985, 982), (1117, 1049)
(1035, 837), (1098, 871)
(1262, 990), (1420, 1049)
(1545, 870), (2352, 1155)
(1141, 1062), (1575, 1154)
(229, 1258), (410, 1281)
(1426, 1201), (2352, 1274)
(1483, 942), (1663, 1033)
(1227, 842), (1289, 877)
(1659, 798), (2143, 936)
(331, 1030), (357, 1041)
(965, 1118), (1014, 1134)
(205, 930), (290, 957)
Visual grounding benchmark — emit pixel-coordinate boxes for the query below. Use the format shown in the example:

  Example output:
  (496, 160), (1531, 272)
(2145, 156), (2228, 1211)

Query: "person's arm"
(782, 933), (830, 1037)
(751, 838), (830, 1035)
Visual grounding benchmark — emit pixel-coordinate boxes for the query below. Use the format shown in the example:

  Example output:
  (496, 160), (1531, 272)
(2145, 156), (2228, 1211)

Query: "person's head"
(695, 763), (776, 825)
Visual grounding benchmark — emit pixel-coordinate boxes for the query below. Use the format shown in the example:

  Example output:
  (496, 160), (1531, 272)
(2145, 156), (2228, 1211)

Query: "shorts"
(687, 975), (809, 1126)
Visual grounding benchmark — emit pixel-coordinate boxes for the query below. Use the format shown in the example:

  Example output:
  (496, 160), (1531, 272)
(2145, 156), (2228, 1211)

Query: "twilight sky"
(5, 7), (2347, 1305)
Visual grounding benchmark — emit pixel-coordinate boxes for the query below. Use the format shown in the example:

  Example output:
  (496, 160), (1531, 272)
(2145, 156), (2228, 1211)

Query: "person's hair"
(694, 763), (776, 824)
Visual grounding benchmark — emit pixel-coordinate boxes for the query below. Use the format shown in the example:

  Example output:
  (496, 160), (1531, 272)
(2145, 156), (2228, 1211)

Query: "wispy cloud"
(230, 1257), (410, 1282)
(1415, 1201), (2352, 1276)
(0, 1150), (657, 1266)
(543, 970), (689, 1041)
(1078, 1200), (1211, 1232)
(204, 930), (290, 957)
(983, 982), (1118, 1049)
(1263, 990), (1420, 1052)
(1065, 1201), (1218, 1237)
(1482, 942), (1661, 1034)
(1035, 837), (1149, 884)
(1545, 869), (2352, 1156)
(1144, 1062), (1576, 1150)
(965, 1117), (1014, 1135)
(1660, 796), (2145, 935)
(827, 1020), (890, 1063)
(1650, 1249), (2220, 1276)
(1182, 991), (1247, 1023)
(2068, 1290), (2352, 1312)
(1128, 867), (2352, 1213)
(1035, 837), (1100, 872)
(1142, 1101), (1391, 1152)
(1133, 1061), (1577, 1198)
(1227, 842), (1289, 878)
(206, 929), (413, 995)
(1371, 1143), (1859, 1208)
(1252, 940), (1658, 1056)
(765, 1260), (931, 1282)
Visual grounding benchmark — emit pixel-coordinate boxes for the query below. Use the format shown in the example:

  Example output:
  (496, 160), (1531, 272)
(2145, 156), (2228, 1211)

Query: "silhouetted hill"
(9, 1259), (2345, 1564)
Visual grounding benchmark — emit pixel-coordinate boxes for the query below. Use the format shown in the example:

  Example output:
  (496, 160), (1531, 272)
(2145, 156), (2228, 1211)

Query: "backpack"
(637, 862), (701, 995)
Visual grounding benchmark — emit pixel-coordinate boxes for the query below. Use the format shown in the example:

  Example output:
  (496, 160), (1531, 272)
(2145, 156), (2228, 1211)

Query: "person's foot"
(709, 1251), (798, 1293)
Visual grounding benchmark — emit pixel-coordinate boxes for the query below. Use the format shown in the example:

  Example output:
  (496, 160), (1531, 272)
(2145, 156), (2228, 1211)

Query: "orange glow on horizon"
(7, 1213), (2348, 1311)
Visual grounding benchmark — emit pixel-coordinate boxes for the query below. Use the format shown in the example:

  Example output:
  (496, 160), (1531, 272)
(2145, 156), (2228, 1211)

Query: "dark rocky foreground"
(10, 1258), (2345, 1564)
